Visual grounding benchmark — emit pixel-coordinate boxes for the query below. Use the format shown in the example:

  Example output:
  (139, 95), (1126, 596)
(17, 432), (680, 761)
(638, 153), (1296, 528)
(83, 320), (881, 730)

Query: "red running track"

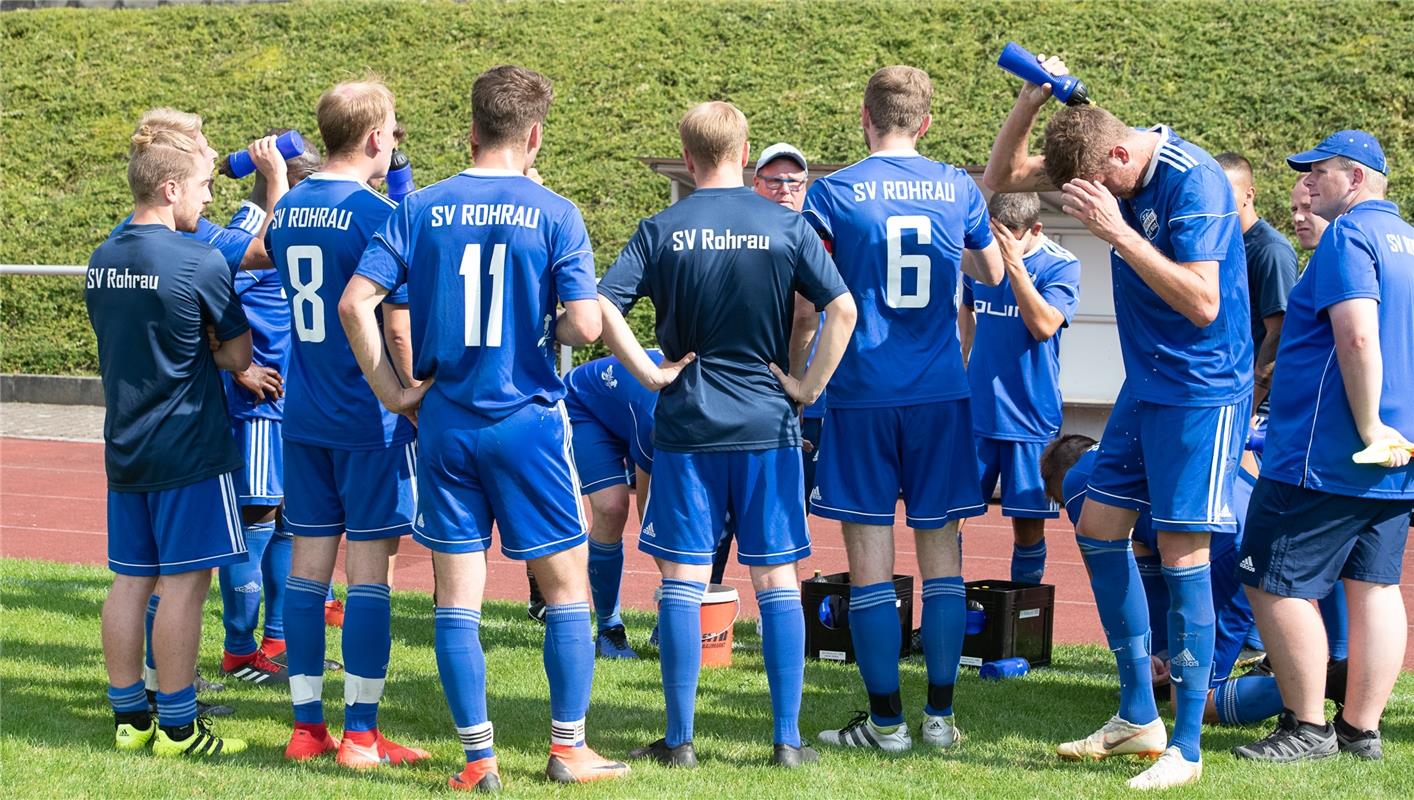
(4, 436), (1411, 667)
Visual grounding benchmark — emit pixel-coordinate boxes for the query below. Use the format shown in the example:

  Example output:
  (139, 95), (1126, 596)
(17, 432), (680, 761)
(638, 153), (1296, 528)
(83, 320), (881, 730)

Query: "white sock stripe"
(550, 718), (586, 745)
(343, 674), (387, 706)
(287, 577), (330, 596)
(848, 593), (897, 611)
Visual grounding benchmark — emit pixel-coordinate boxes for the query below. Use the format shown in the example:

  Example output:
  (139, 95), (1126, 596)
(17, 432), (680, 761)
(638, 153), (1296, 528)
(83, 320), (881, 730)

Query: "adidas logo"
(642, 522), (655, 537)
(233, 580), (262, 594)
(1239, 556), (1255, 572)
(810, 487), (822, 502)
(416, 514), (425, 528)
(1172, 648), (1200, 668)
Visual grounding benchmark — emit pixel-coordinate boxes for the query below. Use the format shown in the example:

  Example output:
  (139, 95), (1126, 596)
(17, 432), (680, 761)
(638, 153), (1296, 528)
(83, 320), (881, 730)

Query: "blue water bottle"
(979, 656), (1030, 680)
(1246, 421), (1266, 455)
(997, 42), (1090, 106)
(386, 149), (415, 202)
(220, 130), (307, 179)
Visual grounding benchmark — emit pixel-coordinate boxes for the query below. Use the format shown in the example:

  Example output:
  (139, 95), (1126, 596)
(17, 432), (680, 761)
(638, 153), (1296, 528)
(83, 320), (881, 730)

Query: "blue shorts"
(642, 447), (809, 566)
(413, 399), (587, 560)
(108, 471), (247, 576)
(1238, 477), (1412, 599)
(232, 417), (283, 506)
(812, 400), (985, 529)
(283, 440), (416, 541)
(977, 436), (1059, 519)
(566, 399), (653, 496)
(1086, 388), (1250, 533)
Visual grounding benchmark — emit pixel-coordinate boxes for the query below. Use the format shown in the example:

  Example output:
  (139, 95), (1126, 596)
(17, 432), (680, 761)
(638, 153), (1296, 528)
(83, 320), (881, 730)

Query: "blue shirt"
(963, 235), (1082, 441)
(266, 172), (413, 450)
(599, 186), (848, 452)
(114, 213), (253, 275)
(565, 350), (663, 452)
(1263, 199), (1414, 499)
(1244, 218), (1298, 352)
(1114, 127), (1253, 406)
(222, 203), (290, 421)
(85, 224), (248, 491)
(356, 169), (598, 421)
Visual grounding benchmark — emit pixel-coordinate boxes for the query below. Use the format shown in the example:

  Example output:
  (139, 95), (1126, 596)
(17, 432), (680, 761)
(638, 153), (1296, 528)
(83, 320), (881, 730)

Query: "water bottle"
(979, 656), (1030, 680)
(1246, 422), (1266, 454)
(997, 42), (1090, 106)
(386, 148), (415, 202)
(220, 130), (307, 179)
(965, 600), (986, 636)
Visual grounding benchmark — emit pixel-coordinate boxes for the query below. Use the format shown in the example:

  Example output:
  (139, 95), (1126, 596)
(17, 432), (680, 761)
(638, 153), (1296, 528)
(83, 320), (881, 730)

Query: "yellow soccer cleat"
(114, 714), (156, 751)
(152, 717), (247, 758)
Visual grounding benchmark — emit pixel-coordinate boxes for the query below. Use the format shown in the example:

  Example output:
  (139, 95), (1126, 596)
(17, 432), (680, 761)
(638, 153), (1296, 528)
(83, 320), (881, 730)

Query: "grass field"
(2, 557), (1411, 799)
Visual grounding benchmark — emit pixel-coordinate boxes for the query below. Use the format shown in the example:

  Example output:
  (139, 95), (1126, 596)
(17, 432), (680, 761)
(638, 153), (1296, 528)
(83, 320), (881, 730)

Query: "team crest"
(1140, 208), (1159, 240)
(600, 364), (618, 389)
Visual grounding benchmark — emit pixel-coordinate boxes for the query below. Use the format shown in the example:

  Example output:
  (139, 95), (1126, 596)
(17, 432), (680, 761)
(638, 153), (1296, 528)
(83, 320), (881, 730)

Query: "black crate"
(960, 579), (1055, 668)
(801, 572), (913, 663)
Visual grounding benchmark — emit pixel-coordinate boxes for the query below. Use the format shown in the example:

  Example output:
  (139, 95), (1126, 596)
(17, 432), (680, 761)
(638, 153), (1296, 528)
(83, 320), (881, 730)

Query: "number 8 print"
(286, 244), (326, 342)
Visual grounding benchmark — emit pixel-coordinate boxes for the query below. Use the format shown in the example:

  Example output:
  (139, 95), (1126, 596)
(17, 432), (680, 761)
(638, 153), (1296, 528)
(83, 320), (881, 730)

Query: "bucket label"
(1019, 608), (1041, 620)
(960, 656), (983, 667)
(819, 650), (847, 661)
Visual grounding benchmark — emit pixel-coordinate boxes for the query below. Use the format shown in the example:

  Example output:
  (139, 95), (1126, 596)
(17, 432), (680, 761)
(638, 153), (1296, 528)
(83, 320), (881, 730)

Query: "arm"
(236, 136), (288, 271)
(1329, 298), (1409, 466)
(597, 296), (694, 391)
(1252, 313), (1284, 409)
(961, 239), (1005, 287)
(982, 56), (1069, 193)
(788, 293), (819, 380)
(381, 303), (419, 388)
(958, 303), (976, 367)
(556, 299), (602, 347)
(770, 292), (857, 406)
(213, 330), (253, 373)
(339, 275), (429, 422)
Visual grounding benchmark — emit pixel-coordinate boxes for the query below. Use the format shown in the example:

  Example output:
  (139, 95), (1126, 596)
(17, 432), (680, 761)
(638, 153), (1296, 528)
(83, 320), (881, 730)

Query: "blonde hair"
(472, 65), (554, 149)
(678, 101), (748, 168)
(317, 79), (396, 158)
(128, 126), (205, 204)
(1042, 105), (1132, 186)
(131, 107), (203, 155)
(863, 66), (932, 135)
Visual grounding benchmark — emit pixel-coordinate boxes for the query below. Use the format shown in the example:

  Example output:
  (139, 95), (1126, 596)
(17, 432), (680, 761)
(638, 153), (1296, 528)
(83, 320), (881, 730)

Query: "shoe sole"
(546, 757), (630, 783)
(1058, 747), (1163, 762)
(817, 737), (912, 754)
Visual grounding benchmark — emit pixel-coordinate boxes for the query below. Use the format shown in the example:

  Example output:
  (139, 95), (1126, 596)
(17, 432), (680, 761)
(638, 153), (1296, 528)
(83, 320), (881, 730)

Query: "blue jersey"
(85, 224), (248, 491)
(356, 168), (597, 421)
(114, 213), (252, 275)
(1263, 199), (1414, 499)
(1114, 127), (1253, 406)
(223, 203), (290, 421)
(599, 186), (848, 452)
(565, 350), (662, 440)
(266, 172), (412, 450)
(963, 235), (1081, 441)
(802, 150), (993, 408)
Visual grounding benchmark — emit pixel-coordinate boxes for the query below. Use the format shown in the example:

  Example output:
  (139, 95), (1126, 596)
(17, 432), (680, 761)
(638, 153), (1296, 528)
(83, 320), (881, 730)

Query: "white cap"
(755, 142), (808, 174)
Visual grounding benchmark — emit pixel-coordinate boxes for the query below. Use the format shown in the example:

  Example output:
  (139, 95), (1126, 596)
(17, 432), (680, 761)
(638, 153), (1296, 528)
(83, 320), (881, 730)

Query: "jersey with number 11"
(803, 151), (993, 407)
(265, 172), (413, 450)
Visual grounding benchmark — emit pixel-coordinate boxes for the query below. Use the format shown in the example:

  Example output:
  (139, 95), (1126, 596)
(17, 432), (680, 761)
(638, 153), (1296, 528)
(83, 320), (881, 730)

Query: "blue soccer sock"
(343, 583), (392, 732)
(1318, 583), (1349, 661)
(218, 521), (275, 656)
(659, 579), (706, 747)
(1214, 675), (1284, 726)
(757, 586), (805, 747)
(285, 576), (330, 725)
(261, 531), (292, 643)
(1164, 563), (1215, 762)
(143, 594), (159, 690)
(155, 684), (198, 730)
(921, 577), (966, 717)
(1076, 535), (1158, 726)
(108, 679), (148, 715)
(1011, 540), (1047, 585)
(586, 539), (625, 632)
(849, 581), (904, 727)
(544, 601), (594, 747)
(435, 607), (493, 762)
(1134, 554), (1170, 657)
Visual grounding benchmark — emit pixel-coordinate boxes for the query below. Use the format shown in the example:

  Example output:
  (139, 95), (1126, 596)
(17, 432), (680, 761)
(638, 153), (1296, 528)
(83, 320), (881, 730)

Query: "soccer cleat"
(152, 717), (247, 758)
(1056, 715), (1166, 761)
(194, 672), (226, 693)
(771, 743), (819, 768)
(325, 598), (345, 628)
(220, 650), (289, 685)
(270, 650), (343, 673)
(1334, 714), (1382, 760)
(284, 725), (340, 761)
(527, 600), (547, 625)
(450, 756), (503, 792)
(628, 737), (698, 768)
(546, 743), (630, 783)
(114, 712), (156, 751)
(596, 625), (638, 659)
(920, 714), (962, 750)
(336, 730), (431, 768)
(1234, 646), (1266, 670)
(259, 637), (287, 660)
(1232, 710), (1336, 762)
(818, 711), (913, 753)
(1127, 747), (1202, 790)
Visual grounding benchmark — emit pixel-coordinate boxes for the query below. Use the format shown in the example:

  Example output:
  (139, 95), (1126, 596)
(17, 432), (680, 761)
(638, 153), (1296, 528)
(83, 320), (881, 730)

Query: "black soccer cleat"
(628, 737), (698, 768)
(771, 743), (819, 768)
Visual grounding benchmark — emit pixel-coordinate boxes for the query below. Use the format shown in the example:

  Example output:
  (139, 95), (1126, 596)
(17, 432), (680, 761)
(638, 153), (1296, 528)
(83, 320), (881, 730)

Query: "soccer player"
(805, 66), (1003, 753)
(600, 101), (855, 768)
(1235, 131), (1414, 762)
(958, 192), (1081, 585)
(90, 122), (250, 757)
(344, 64), (629, 789)
(265, 79), (425, 767)
(986, 58), (1252, 789)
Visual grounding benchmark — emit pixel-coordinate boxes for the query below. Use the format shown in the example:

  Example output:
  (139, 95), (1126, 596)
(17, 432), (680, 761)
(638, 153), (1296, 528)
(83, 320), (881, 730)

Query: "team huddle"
(84, 53), (1412, 793)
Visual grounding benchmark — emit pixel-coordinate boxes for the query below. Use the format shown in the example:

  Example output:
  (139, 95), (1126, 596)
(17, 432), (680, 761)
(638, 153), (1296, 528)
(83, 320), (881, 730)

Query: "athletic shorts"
(1086, 387), (1250, 533)
(811, 400), (985, 529)
(641, 447), (808, 567)
(977, 436), (1060, 519)
(1238, 477), (1412, 599)
(283, 440), (416, 541)
(107, 471), (247, 576)
(566, 397), (653, 496)
(413, 399), (587, 560)
(232, 417), (283, 506)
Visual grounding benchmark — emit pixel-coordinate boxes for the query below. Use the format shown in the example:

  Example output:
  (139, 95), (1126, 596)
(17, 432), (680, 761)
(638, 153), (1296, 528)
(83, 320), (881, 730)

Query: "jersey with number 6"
(802, 151), (993, 407)
(264, 172), (413, 450)
(355, 168), (598, 421)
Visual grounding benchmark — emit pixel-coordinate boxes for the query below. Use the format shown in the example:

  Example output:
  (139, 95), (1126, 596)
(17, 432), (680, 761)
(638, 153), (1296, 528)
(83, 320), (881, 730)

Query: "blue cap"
(1287, 130), (1387, 175)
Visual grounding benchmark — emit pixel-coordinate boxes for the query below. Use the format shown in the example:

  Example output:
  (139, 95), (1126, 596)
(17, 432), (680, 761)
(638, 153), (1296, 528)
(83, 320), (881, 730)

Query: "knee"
(589, 492), (631, 538)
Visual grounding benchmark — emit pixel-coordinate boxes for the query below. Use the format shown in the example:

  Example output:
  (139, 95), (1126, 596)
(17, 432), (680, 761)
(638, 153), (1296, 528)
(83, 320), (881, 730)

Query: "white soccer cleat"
(1126, 746), (1202, 790)
(818, 711), (913, 753)
(920, 714), (962, 750)
(1056, 715), (1166, 761)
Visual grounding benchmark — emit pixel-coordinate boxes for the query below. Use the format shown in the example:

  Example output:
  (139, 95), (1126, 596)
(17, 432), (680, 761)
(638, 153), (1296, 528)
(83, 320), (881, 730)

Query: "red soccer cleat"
(259, 636), (287, 660)
(449, 756), (503, 792)
(546, 743), (630, 783)
(284, 723), (339, 761)
(336, 729), (431, 768)
(325, 599), (345, 628)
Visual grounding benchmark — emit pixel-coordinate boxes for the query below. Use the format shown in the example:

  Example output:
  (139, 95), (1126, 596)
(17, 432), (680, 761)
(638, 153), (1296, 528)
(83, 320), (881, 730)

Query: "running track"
(4, 436), (1411, 668)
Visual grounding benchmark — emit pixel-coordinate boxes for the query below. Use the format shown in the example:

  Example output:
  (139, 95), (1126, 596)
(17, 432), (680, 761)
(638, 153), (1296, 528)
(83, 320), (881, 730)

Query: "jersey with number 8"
(802, 152), (993, 407)
(265, 172), (414, 450)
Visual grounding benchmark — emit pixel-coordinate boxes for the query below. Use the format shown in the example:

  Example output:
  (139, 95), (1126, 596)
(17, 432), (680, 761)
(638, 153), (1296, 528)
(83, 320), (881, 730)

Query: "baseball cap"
(755, 142), (808, 174)
(1287, 130), (1387, 175)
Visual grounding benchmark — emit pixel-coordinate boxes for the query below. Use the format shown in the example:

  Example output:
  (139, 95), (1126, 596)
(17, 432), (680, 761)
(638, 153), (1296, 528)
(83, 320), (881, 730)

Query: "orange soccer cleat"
(336, 729), (431, 768)
(324, 599), (345, 628)
(284, 723), (339, 761)
(545, 743), (630, 783)
(449, 756), (503, 793)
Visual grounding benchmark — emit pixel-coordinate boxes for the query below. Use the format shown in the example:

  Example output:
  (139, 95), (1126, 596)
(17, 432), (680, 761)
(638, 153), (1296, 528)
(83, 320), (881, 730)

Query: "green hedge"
(3, 0), (1411, 374)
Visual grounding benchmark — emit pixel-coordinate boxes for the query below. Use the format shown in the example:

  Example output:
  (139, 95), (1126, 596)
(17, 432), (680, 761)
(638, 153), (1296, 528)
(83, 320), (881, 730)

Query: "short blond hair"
(472, 65), (555, 149)
(1042, 105), (1131, 186)
(317, 79), (395, 158)
(863, 66), (932, 135)
(679, 101), (747, 168)
(128, 127), (205, 204)
(131, 107), (203, 154)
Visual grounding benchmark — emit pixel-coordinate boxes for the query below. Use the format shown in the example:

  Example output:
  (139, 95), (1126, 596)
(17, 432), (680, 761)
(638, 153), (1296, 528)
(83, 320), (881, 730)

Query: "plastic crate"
(960, 579), (1054, 668)
(800, 571), (913, 663)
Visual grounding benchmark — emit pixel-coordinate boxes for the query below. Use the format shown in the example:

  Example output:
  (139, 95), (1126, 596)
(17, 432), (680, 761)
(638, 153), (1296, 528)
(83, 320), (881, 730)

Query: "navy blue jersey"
(86, 224), (248, 491)
(565, 350), (662, 442)
(114, 213), (252, 275)
(356, 169), (597, 421)
(599, 186), (848, 452)
(1243, 218), (1298, 352)
(1264, 200), (1414, 499)
(963, 235), (1081, 441)
(266, 172), (412, 450)
(802, 151), (993, 408)
(222, 204), (290, 421)
(1114, 127), (1253, 406)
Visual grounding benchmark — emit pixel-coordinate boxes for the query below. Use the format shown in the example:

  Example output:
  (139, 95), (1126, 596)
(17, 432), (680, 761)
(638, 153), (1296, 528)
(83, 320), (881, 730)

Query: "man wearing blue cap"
(1233, 130), (1414, 763)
